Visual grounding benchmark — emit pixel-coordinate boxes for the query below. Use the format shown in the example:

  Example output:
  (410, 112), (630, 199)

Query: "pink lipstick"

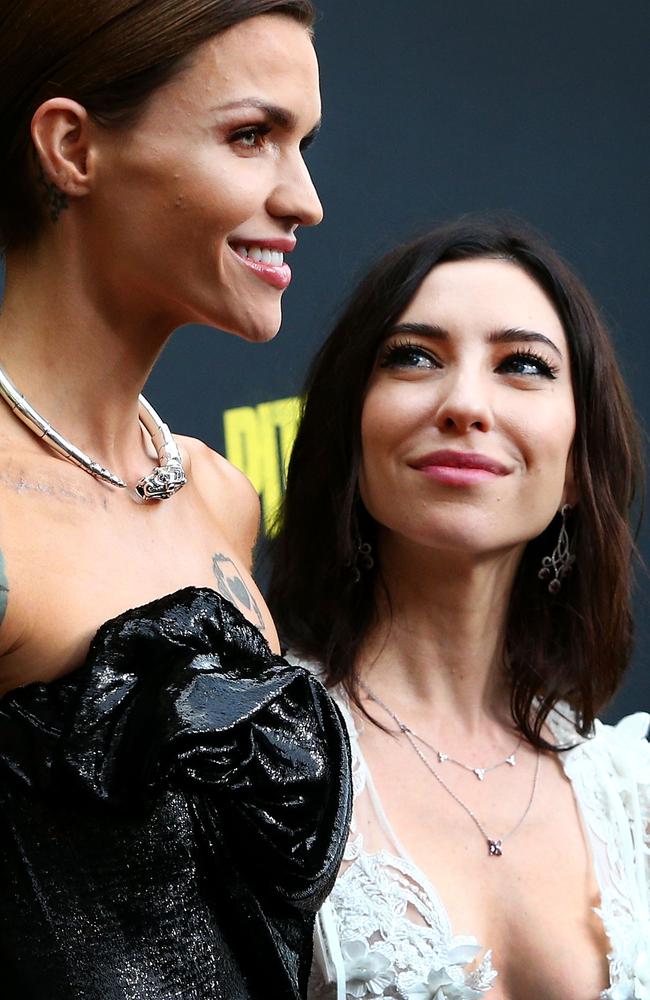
(411, 449), (509, 486)
(229, 238), (295, 290)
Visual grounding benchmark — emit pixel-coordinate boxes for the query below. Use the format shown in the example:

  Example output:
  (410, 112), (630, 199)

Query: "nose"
(434, 368), (495, 435)
(267, 152), (323, 228)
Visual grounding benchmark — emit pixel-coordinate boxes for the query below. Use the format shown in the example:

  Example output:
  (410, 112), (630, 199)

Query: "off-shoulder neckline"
(1, 586), (273, 702)
(88, 585), (256, 643)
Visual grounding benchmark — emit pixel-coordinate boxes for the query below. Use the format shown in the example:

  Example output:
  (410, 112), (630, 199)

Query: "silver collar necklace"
(0, 364), (187, 503)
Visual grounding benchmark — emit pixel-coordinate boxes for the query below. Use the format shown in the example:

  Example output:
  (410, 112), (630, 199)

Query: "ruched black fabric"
(0, 587), (351, 1000)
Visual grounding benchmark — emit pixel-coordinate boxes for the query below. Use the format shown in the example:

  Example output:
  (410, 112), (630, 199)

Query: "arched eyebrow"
(388, 322), (563, 359)
(488, 327), (563, 359)
(388, 322), (447, 340)
(212, 97), (321, 145)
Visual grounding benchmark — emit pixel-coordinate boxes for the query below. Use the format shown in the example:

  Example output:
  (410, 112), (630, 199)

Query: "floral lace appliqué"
(338, 933), (495, 1000)
(305, 679), (649, 1000)
(308, 695), (497, 1000)
(547, 709), (650, 1000)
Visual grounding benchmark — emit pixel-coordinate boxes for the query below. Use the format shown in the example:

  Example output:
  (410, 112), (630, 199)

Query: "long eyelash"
(379, 341), (560, 377)
(379, 337), (433, 366)
(507, 348), (560, 378)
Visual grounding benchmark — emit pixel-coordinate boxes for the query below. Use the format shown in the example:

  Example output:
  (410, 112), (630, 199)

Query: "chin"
(241, 322), (282, 344)
(194, 290), (284, 343)
(401, 516), (503, 556)
(231, 303), (284, 344)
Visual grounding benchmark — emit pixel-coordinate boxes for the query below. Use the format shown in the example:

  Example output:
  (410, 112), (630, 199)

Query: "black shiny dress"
(0, 587), (351, 1000)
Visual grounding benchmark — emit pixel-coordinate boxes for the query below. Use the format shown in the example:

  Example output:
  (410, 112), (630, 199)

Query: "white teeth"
(234, 245), (284, 267)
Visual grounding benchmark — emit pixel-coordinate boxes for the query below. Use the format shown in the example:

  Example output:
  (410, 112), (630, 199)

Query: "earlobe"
(31, 98), (92, 200)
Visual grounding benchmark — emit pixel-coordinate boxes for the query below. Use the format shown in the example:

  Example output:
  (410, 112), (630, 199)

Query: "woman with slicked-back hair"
(269, 218), (650, 998)
(0, 2), (350, 998)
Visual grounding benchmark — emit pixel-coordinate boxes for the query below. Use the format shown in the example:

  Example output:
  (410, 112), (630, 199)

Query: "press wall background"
(6, 1), (650, 718)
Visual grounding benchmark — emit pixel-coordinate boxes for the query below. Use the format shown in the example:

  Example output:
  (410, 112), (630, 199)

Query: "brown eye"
(230, 125), (271, 149)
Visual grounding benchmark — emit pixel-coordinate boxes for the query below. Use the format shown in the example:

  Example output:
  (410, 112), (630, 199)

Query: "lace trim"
(546, 709), (650, 1000)
(327, 854), (496, 998)
(319, 697), (496, 998)
(308, 677), (650, 1000)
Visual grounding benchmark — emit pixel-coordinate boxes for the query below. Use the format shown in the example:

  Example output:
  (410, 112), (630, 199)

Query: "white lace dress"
(305, 684), (650, 1000)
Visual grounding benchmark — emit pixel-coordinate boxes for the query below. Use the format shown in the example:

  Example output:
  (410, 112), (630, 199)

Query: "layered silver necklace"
(402, 720), (521, 781)
(0, 363), (186, 502)
(362, 683), (541, 857)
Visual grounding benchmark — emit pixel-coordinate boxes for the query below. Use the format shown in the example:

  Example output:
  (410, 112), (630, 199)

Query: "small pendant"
(506, 754), (516, 767)
(438, 752), (449, 763)
(488, 839), (503, 857)
(473, 767), (486, 781)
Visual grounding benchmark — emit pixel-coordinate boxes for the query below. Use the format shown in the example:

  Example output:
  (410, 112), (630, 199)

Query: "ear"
(31, 98), (93, 198)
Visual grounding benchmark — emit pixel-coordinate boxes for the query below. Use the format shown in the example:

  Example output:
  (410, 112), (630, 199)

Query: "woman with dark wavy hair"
(0, 2), (350, 998)
(269, 218), (649, 999)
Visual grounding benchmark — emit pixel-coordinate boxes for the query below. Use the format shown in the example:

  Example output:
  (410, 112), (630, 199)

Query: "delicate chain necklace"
(401, 717), (520, 782)
(411, 729), (521, 781)
(361, 681), (521, 780)
(0, 363), (187, 503)
(362, 683), (541, 858)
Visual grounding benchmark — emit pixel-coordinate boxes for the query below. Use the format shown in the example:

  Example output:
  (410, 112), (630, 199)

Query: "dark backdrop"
(7, 1), (650, 718)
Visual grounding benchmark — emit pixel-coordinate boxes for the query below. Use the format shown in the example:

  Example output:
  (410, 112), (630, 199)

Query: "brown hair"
(267, 216), (644, 748)
(0, 0), (316, 250)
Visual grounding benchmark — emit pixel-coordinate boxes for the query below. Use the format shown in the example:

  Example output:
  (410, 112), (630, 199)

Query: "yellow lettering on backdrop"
(223, 396), (302, 533)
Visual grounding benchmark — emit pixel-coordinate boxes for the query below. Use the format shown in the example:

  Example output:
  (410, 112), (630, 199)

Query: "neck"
(0, 243), (173, 474)
(359, 533), (523, 736)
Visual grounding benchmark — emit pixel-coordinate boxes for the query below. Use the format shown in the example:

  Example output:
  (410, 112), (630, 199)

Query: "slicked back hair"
(0, 0), (316, 249)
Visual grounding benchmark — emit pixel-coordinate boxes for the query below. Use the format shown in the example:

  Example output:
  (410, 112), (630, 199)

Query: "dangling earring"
(538, 504), (575, 594)
(350, 539), (374, 584)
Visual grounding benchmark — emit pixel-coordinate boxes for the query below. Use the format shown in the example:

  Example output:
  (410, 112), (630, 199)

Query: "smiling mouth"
(228, 242), (292, 290)
(232, 244), (285, 267)
(412, 450), (509, 474)
(411, 449), (510, 486)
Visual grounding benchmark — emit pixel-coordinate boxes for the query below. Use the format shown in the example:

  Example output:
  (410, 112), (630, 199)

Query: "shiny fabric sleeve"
(60, 588), (352, 913)
(171, 668), (351, 911)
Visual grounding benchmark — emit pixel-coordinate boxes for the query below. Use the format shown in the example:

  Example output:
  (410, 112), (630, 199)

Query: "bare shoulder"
(177, 435), (261, 557)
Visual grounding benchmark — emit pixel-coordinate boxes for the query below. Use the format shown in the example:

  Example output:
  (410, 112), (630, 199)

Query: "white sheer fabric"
(303, 674), (650, 1000)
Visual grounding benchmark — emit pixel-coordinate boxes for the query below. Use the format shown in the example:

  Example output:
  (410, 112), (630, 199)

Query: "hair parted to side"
(0, 0), (316, 250)
(267, 216), (643, 748)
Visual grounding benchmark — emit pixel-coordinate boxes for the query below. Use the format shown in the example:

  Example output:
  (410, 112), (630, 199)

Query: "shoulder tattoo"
(212, 553), (265, 631)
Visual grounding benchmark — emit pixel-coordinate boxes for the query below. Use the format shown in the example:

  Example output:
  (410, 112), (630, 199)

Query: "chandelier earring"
(538, 503), (575, 594)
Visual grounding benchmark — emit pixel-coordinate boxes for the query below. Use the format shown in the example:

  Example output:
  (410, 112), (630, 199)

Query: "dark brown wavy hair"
(0, 0), (316, 250)
(268, 217), (643, 747)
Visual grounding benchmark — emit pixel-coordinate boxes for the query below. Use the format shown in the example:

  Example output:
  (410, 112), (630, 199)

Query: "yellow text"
(223, 396), (302, 534)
